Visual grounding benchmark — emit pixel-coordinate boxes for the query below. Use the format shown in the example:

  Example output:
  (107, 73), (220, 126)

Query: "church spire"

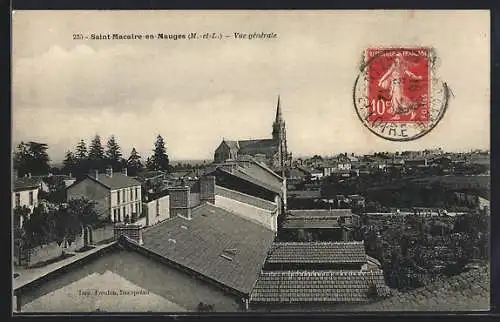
(275, 95), (282, 123)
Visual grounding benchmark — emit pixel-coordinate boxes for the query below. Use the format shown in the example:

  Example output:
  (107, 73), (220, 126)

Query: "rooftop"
(216, 160), (283, 195)
(288, 209), (355, 218)
(83, 173), (141, 190)
(13, 177), (42, 192)
(250, 270), (389, 304)
(350, 262), (490, 311)
(238, 139), (278, 157)
(141, 202), (276, 295)
(266, 242), (367, 265)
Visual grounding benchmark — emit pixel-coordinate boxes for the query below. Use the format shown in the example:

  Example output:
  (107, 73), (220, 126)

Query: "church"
(214, 96), (292, 170)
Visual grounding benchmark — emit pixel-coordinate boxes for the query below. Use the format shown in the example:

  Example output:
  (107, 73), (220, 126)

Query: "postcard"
(12, 10), (490, 313)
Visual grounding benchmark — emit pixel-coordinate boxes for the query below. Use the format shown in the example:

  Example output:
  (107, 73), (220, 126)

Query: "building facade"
(66, 168), (142, 223)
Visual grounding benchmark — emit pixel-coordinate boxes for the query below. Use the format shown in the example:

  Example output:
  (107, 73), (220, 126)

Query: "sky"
(12, 10), (490, 163)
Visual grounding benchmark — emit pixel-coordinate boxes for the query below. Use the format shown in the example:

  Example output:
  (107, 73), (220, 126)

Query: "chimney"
(88, 169), (99, 179)
(106, 167), (113, 178)
(169, 186), (191, 220)
(122, 167), (128, 176)
(114, 223), (143, 245)
(200, 175), (215, 204)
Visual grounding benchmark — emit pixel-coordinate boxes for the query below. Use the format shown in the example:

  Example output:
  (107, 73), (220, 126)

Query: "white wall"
(215, 195), (277, 231)
(145, 195), (170, 227)
(110, 185), (142, 222)
(12, 188), (38, 212)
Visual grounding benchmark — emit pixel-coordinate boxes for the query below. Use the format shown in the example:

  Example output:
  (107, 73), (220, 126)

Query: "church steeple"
(275, 95), (282, 123)
(271, 95), (289, 170)
(272, 95), (284, 141)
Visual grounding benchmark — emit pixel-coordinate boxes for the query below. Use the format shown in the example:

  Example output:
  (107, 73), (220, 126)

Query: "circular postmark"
(353, 47), (449, 141)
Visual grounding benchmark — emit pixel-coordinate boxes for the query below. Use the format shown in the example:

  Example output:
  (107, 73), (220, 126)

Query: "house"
(14, 198), (276, 312)
(286, 167), (309, 185)
(136, 170), (166, 193)
(66, 167), (142, 223)
(13, 176), (41, 227)
(336, 154), (352, 171)
(249, 241), (390, 311)
(142, 173), (280, 232)
(347, 194), (366, 208)
(309, 169), (324, 181)
(404, 158), (428, 167)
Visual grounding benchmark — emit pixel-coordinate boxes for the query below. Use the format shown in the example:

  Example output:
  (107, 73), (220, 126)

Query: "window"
(135, 187), (138, 200)
(117, 190), (121, 204)
(29, 191), (34, 206)
(156, 200), (160, 217)
(117, 208), (121, 221)
(113, 209), (117, 222)
(15, 193), (20, 207)
(130, 189), (132, 201)
(123, 206), (126, 217)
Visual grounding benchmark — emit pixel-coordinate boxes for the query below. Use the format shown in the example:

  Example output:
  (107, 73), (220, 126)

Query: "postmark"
(353, 47), (450, 141)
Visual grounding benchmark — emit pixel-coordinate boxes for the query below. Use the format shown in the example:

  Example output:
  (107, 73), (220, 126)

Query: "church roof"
(238, 139), (278, 157)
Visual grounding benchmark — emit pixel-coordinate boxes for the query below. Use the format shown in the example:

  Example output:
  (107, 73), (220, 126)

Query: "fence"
(14, 224), (115, 268)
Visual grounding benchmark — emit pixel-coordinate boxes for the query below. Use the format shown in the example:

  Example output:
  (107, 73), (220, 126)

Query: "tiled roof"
(282, 210), (357, 229)
(141, 203), (275, 295)
(238, 139), (278, 157)
(13, 177), (42, 191)
(350, 263), (490, 311)
(288, 209), (355, 217)
(282, 218), (340, 229)
(288, 190), (322, 199)
(215, 185), (277, 211)
(89, 173), (141, 190)
(250, 270), (390, 304)
(266, 242), (367, 264)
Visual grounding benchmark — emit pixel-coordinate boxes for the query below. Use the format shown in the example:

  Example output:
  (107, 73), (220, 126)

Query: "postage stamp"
(353, 47), (450, 141)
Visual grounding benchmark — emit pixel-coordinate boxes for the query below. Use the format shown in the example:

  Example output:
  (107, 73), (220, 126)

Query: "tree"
(13, 205), (30, 229)
(53, 206), (80, 254)
(13, 141), (51, 176)
(127, 148), (142, 176)
(23, 204), (52, 248)
(145, 157), (154, 171)
(149, 135), (170, 171)
(105, 135), (123, 171)
(67, 197), (100, 247)
(88, 135), (105, 171)
(75, 139), (88, 160)
(62, 150), (77, 175)
(74, 139), (89, 178)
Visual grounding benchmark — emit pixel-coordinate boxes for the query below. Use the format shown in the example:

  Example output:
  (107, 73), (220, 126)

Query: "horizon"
(12, 11), (490, 163)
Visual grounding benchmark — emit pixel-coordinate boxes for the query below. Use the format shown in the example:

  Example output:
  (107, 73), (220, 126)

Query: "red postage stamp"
(353, 47), (449, 142)
(366, 48), (430, 123)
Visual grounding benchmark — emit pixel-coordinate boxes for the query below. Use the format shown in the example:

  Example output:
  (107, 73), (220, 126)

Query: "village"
(12, 98), (490, 313)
